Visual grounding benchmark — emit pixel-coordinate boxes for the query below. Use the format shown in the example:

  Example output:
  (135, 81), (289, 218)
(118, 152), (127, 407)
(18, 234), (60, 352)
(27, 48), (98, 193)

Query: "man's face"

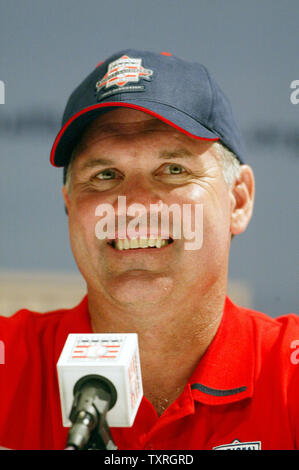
(63, 108), (235, 308)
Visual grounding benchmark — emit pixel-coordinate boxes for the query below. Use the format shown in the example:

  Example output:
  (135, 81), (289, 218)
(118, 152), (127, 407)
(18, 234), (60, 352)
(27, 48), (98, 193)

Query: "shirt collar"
(188, 296), (255, 405)
(60, 295), (255, 406)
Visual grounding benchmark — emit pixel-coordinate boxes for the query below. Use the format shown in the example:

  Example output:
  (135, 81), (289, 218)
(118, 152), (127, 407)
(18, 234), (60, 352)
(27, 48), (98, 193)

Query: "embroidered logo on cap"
(95, 55), (153, 101)
(213, 439), (261, 450)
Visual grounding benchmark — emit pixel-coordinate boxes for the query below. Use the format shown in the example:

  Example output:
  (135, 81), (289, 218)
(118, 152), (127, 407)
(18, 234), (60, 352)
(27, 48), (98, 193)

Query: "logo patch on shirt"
(95, 55), (153, 101)
(213, 439), (261, 450)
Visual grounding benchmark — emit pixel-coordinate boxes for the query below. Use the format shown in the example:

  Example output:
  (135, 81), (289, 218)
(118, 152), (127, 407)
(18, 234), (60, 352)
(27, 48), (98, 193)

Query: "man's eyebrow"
(77, 148), (195, 171)
(158, 148), (194, 159)
(78, 158), (114, 171)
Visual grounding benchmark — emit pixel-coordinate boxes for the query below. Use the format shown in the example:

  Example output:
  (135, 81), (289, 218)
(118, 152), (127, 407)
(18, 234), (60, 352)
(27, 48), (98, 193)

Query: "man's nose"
(113, 173), (162, 215)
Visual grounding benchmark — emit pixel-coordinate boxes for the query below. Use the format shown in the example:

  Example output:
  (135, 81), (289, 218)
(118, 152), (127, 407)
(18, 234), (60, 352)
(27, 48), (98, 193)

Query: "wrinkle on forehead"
(75, 113), (183, 155)
(83, 117), (175, 140)
(73, 109), (217, 162)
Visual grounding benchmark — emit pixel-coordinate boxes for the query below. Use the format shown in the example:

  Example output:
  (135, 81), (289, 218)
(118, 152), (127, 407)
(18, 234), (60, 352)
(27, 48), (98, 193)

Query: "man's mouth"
(108, 236), (174, 251)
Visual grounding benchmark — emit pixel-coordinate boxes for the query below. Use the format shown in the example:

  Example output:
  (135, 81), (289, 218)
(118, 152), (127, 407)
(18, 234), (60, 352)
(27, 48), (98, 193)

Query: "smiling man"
(61, 107), (254, 417)
(0, 49), (298, 450)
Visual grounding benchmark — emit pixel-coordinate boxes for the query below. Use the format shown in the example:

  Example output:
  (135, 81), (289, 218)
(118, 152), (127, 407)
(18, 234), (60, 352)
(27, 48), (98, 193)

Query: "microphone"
(57, 333), (143, 450)
(66, 374), (117, 450)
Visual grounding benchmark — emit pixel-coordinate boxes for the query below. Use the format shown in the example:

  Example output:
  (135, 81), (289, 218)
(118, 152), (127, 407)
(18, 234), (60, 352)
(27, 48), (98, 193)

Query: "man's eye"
(165, 163), (186, 175)
(95, 169), (118, 180)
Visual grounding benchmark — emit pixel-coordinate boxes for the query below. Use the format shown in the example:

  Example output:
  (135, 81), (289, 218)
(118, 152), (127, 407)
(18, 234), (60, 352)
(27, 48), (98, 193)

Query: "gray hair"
(64, 140), (241, 194)
(213, 141), (241, 187)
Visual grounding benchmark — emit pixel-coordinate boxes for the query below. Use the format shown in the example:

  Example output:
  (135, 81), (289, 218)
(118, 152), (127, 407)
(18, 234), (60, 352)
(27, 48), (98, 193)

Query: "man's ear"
(230, 165), (255, 235)
(62, 186), (70, 216)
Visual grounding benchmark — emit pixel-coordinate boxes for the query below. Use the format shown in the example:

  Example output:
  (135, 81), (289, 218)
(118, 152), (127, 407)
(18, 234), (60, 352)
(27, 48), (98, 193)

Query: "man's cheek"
(69, 215), (94, 254)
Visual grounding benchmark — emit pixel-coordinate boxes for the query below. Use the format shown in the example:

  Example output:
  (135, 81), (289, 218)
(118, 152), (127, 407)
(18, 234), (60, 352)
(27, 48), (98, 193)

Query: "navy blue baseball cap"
(50, 49), (245, 170)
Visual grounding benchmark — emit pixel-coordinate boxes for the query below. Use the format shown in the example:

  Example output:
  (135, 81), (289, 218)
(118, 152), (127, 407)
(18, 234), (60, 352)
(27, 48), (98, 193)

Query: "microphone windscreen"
(57, 333), (143, 427)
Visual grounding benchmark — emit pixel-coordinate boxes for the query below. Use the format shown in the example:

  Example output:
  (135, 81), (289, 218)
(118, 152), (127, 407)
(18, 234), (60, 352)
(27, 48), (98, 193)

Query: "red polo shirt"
(0, 296), (298, 450)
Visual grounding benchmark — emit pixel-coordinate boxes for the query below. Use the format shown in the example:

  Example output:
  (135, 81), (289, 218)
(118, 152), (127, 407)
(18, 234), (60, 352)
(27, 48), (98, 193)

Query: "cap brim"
(50, 101), (220, 167)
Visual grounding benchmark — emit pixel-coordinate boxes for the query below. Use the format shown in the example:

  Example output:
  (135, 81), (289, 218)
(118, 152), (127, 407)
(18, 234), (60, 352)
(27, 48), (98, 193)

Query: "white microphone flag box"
(57, 333), (143, 428)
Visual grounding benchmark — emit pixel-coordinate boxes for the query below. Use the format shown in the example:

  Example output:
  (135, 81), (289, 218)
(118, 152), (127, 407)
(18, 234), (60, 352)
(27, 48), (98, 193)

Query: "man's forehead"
(71, 108), (218, 164)
(79, 108), (181, 142)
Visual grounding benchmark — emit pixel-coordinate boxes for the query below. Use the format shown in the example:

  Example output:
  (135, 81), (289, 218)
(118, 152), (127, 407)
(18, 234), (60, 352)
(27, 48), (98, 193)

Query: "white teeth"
(116, 239), (124, 250)
(148, 238), (156, 247)
(130, 238), (139, 249)
(123, 238), (130, 250)
(113, 237), (169, 250)
(139, 238), (148, 248)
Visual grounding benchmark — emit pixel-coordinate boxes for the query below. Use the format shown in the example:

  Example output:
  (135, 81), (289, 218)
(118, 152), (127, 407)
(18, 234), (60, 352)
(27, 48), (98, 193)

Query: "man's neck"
(87, 283), (226, 415)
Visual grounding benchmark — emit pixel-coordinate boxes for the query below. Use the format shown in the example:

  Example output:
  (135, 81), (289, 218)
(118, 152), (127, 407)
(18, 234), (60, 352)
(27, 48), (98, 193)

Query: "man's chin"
(106, 271), (174, 307)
